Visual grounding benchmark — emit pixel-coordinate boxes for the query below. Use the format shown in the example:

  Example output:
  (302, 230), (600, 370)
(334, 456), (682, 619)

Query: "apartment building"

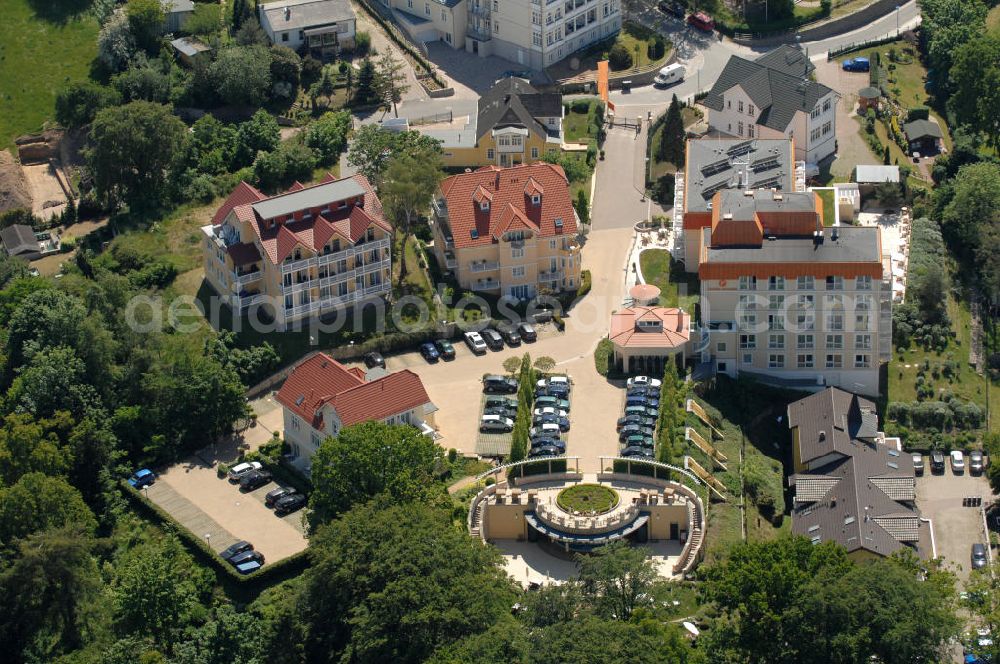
(201, 174), (393, 330)
(420, 77), (563, 168)
(703, 45), (839, 164)
(462, 0), (621, 68)
(259, 0), (357, 53)
(432, 163), (581, 299)
(383, 0), (468, 50)
(276, 352), (437, 473)
(788, 388), (927, 560)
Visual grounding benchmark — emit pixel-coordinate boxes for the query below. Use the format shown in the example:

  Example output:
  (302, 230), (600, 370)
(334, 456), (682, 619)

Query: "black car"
(485, 396), (518, 410)
(619, 425), (654, 442)
(498, 324), (522, 346)
(484, 406), (517, 418)
(274, 493), (308, 516)
(625, 395), (659, 409)
(536, 383), (570, 399)
(434, 339), (456, 360)
(658, 0), (686, 18)
(517, 322), (537, 342)
(626, 385), (652, 397)
(481, 328), (504, 351)
(363, 352), (385, 369)
(621, 446), (653, 458)
(531, 437), (566, 452)
(532, 414), (570, 432)
(419, 341), (440, 363)
(617, 414), (656, 430)
(930, 450), (946, 474)
(265, 486), (296, 507)
(240, 470), (273, 492)
(228, 549), (265, 568)
(530, 445), (562, 457)
(483, 375), (518, 394)
(219, 540), (254, 561)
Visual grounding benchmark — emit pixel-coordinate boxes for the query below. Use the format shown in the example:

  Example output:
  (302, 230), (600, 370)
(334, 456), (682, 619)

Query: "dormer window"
(531, 194), (540, 205)
(480, 201), (490, 212)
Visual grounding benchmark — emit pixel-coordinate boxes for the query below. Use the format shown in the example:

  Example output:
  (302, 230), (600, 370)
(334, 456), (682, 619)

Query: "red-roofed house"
(201, 173), (393, 329)
(609, 306), (691, 374)
(275, 352), (437, 470)
(431, 163), (581, 299)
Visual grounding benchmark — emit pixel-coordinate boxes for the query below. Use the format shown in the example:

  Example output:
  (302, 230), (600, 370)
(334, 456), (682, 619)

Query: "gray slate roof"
(251, 178), (366, 219)
(476, 78), (562, 142)
(260, 0), (356, 31)
(903, 119), (942, 140)
(170, 37), (212, 58)
(754, 45), (816, 78)
(706, 225), (881, 264)
(685, 138), (794, 213)
(704, 47), (834, 132)
(787, 388), (924, 558)
(0, 224), (40, 256)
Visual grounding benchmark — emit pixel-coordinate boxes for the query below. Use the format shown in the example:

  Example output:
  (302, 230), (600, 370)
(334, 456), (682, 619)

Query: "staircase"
(470, 499), (485, 538)
(681, 527), (702, 569)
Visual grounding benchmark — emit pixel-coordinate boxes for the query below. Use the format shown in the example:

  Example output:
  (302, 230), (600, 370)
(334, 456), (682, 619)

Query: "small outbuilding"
(161, 0), (195, 33)
(903, 119), (943, 155)
(170, 37), (212, 67)
(609, 305), (691, 375)
(858, 86), (880, 112)
(0, 224), (41, 260)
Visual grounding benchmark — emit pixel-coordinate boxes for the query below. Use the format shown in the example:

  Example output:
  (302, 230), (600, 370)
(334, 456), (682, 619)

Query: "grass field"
(0, 0), (99, 150)
(815, 189), (835, 226)
(563, 102), (599, 145)
(988, 4), (1000, 32)
(638, 249), (699, 312)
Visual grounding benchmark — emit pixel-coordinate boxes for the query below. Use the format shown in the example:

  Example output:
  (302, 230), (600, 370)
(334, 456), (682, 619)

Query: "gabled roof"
(787, 387), (880, 467)
(609, 306), (691, 349)
(0, 224), (40, 256)
(212, 181), (265, 226)
(704, 48), (834, 132)
(903, 119), (943, 140)
(754, 44), (816, 78)
(275, 352), (432, 430)
(260, 0), (356, 31)
(476, 78), (562, 141)
(438, 164), (577, 250)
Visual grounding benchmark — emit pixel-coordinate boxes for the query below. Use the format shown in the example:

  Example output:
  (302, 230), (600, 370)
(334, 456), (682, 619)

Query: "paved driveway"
(813, 57), (879, 179)
(916, 464), (994, 583)
(425, 42), (519, 99)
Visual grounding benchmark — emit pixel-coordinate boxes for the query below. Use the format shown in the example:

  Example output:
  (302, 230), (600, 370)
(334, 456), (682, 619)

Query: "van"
(654, 63), (686, 87)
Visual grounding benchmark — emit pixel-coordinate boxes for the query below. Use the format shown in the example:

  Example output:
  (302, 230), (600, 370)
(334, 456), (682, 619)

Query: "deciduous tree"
(0, 473), (97, 545)
(381, 148), (443, 285)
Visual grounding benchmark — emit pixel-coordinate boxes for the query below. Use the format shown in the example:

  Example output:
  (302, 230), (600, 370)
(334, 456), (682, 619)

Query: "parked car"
(533, 406), (568, 419)
(912, 453), (924, 476)
(972, 543), (988, 569)
(533, 414), (570, 432)
(658, 0), (686, 18)
(625, 395), (659, 409)
(624, 405), (658, 418)
(971, 450), (985, 475)
(930, 450), (946, 473)
(841, 57), (870, 72)
(363, 351), (386, 369)
(483, 375), (518, 394)
(480, 415), (515, 433)
(621, 446), (653, 458)
(620, 425), (655, 442)
(618, 414), (656, 430)
(500, 69), (531, 80)
(240, 470), (273, 492)
(419, 341), (440, 363)
(484, 405), (517, 419)
(536, 383), (570, 399)
(654, 63), (686, 87)
(464, 331), (488, 354)
(485, 396), (518, 410)
(228, 461), (263, 482)
(531, 437), (566, 452)
(274, 493), (307, 516)
(228, 549), (265, 569)
(128, 468), (156, 489)
(219, 540), (253, 561)
(518, 322), (537, 342)
(951, 450), (965, 474)
(265, 486), (296, 507)
(434, 339), (456, 360)
(481, 328), (504, 351)
(498, 324), (522, 346)
(236, 559), (263, 575)
(622, 434), (655, 448)
(627, 375), (662, 389)
(535, 395), (570, 411)
(537, 375), (571, 392)
(626, 385), (652, 397)
(530, 445), (562, 457)
(529, 422), (561, 438)
(687, 11), (714, 31)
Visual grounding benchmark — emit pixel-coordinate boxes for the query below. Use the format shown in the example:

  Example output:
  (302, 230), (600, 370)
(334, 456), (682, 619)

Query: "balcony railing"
(471, 279), (500, 291)
(284, 281), (391, 320)
(281, 238), (390, 275)
(233, 293), (265, 311)
(283, 258), (391, 294)
(467, 25), (492, 41)
(231, 270), (263, 291)
(509, 240), (525, 249)
(538, 270), (564, 282)
(469, 260), (500, 273)
(444, 252), (458, 270)
(470, 3), (491, 18)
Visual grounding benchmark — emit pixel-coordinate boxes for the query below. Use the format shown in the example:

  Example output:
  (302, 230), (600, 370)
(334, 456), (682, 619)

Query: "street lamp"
(895, 5), (900, 35)
(205, 533), (212, 550)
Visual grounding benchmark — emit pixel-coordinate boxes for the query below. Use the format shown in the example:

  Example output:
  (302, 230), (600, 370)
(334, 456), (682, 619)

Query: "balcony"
(444, 252), (458, 270)
(284, 257), (391, 294)
(538, 270), (564, 282)
(231, 269), (263, 290)
(467, 25), (492, 41)
(471, 279), (500, 291)
(469, 260), (500, 273)
(470, 3), (491, 18)
(281, 237), (390, 275)
(509, 239), (525, 249)
(432, 197), (449, 219)
(233, 293), (265, 311)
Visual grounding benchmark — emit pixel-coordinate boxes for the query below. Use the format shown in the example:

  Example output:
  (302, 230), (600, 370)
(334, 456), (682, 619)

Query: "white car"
(529, 423), (561, 438)
(950, 450), (965, 474)
(464, 331), (488, 355)
(228, 461), (262, 482)
(533, 406), (568, 419)
(627, 375), (662, 389)
(536, 375), (571, 391)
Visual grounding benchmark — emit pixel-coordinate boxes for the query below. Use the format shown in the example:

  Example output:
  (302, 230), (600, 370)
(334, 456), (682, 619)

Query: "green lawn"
(563, 101), (599, 145)
(638, 249), (699, 313)
(649, 107), (703, 180)
(989, 4), (1000, 32)
(612, 23), (671, 71)
(0, 0), (99, 151)
(815, 189), (835, 227)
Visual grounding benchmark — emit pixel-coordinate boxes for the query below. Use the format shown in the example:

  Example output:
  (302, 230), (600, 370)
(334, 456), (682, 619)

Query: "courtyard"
(916, 464), (993, 583)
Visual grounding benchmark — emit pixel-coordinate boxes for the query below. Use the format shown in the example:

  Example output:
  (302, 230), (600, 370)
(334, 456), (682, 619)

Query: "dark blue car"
(128, 468), (155, 489)
(419, 341), (440, 363)
(842, 57), (870, 72)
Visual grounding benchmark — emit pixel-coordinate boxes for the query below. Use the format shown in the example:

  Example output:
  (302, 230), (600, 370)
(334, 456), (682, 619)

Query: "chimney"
(831, 227), (839, 242)
(819, 430), (826, 442)
(813, 230), (824, 245)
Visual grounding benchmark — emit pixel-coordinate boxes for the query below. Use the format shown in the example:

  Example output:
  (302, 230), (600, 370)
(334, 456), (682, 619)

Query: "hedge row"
(353, 0), (446, 88)
(120, 482), (311, 587)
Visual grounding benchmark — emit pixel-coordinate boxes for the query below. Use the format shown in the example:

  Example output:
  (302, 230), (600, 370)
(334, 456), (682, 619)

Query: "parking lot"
(916, 462), (994, 582)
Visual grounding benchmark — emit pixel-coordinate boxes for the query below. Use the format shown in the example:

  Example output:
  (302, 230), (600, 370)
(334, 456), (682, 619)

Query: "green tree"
(253, 141), (318, 191)
(185, 1), (222, 36)
(608, 43), (633, 70)
(874, 181), (902, 207)
(86, 101), (188, 210)
(111, 62), (173, 103)
(7, 345), (104, 419)
(308, 421), (444, 526)
(529, 616), (697, 664)
(574, 189), (590, 225)
(354, 58), (379, 106)
(126, 0), (166, 53)
(0, 473), (97, 545)
(55, 82), (122, 128)
(98, 8), (139, 73)
(920, 0), (988, 95)
(234, 16), (268, 46)
(269, 45), (302, 93)
(235, 109), (281, 167)
(657, 95), (685, 166)
(346, 125), (442, 187)
(503, 356), (522, 375)
(190, 114), (239, 174)
(170, 605), (268, 664)
(576, 540), (658, 621)
(210, 45), (272, 106)
(533, 356), (556, 374)
(0, 413), (69, 486)
(381, 149), (444, 285)
(375, 50), (411, 117)
(303, 110), (352, 165)
(0, 528), (102, 662)
(940, 162), (1000, 298)
(302, 501), (517, 663)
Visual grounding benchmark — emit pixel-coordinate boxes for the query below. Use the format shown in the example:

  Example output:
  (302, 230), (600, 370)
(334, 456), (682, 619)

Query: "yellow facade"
(440, 134), (560, 169)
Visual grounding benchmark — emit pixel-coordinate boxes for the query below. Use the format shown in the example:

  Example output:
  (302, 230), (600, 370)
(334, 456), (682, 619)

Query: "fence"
(409, 110), (454, 126)
(828, 31), (905, 60)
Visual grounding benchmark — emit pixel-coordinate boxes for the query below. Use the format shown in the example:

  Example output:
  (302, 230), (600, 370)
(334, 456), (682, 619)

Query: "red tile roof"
(609, 306), (691, 349)
(227, 242), (261, 265)
(217, 174), (392, 265)
(439, 164), (577, 250)
(275, 352), (432, 429)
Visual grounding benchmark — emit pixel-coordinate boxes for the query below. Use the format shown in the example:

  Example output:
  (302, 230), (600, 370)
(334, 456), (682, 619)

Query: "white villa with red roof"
(201, 173), (393, 329)
(430, 163), (582, 300)
(276, 352), (437, 471)
(609, 285), (692, 375)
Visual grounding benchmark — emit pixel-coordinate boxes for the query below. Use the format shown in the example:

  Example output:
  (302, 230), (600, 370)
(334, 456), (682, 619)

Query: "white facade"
(259, 0), (357, 51)
(465, 0), (621, 68)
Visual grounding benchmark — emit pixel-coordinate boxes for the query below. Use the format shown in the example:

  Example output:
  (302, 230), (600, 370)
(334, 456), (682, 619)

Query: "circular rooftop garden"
(556, 484), (619, 515)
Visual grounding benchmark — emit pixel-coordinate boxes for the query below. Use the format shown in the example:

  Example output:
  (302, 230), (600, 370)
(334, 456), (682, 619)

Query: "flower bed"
(557, 483), (619, 515)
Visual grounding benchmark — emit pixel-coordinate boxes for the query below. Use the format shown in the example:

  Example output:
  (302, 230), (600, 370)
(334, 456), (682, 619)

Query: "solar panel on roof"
(701, 180), (731, 199)
(752, 176), (782, 190)
(752, 157), (780, 173)
(700, 159), (731, 177)
(727, 140), (756, 156)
